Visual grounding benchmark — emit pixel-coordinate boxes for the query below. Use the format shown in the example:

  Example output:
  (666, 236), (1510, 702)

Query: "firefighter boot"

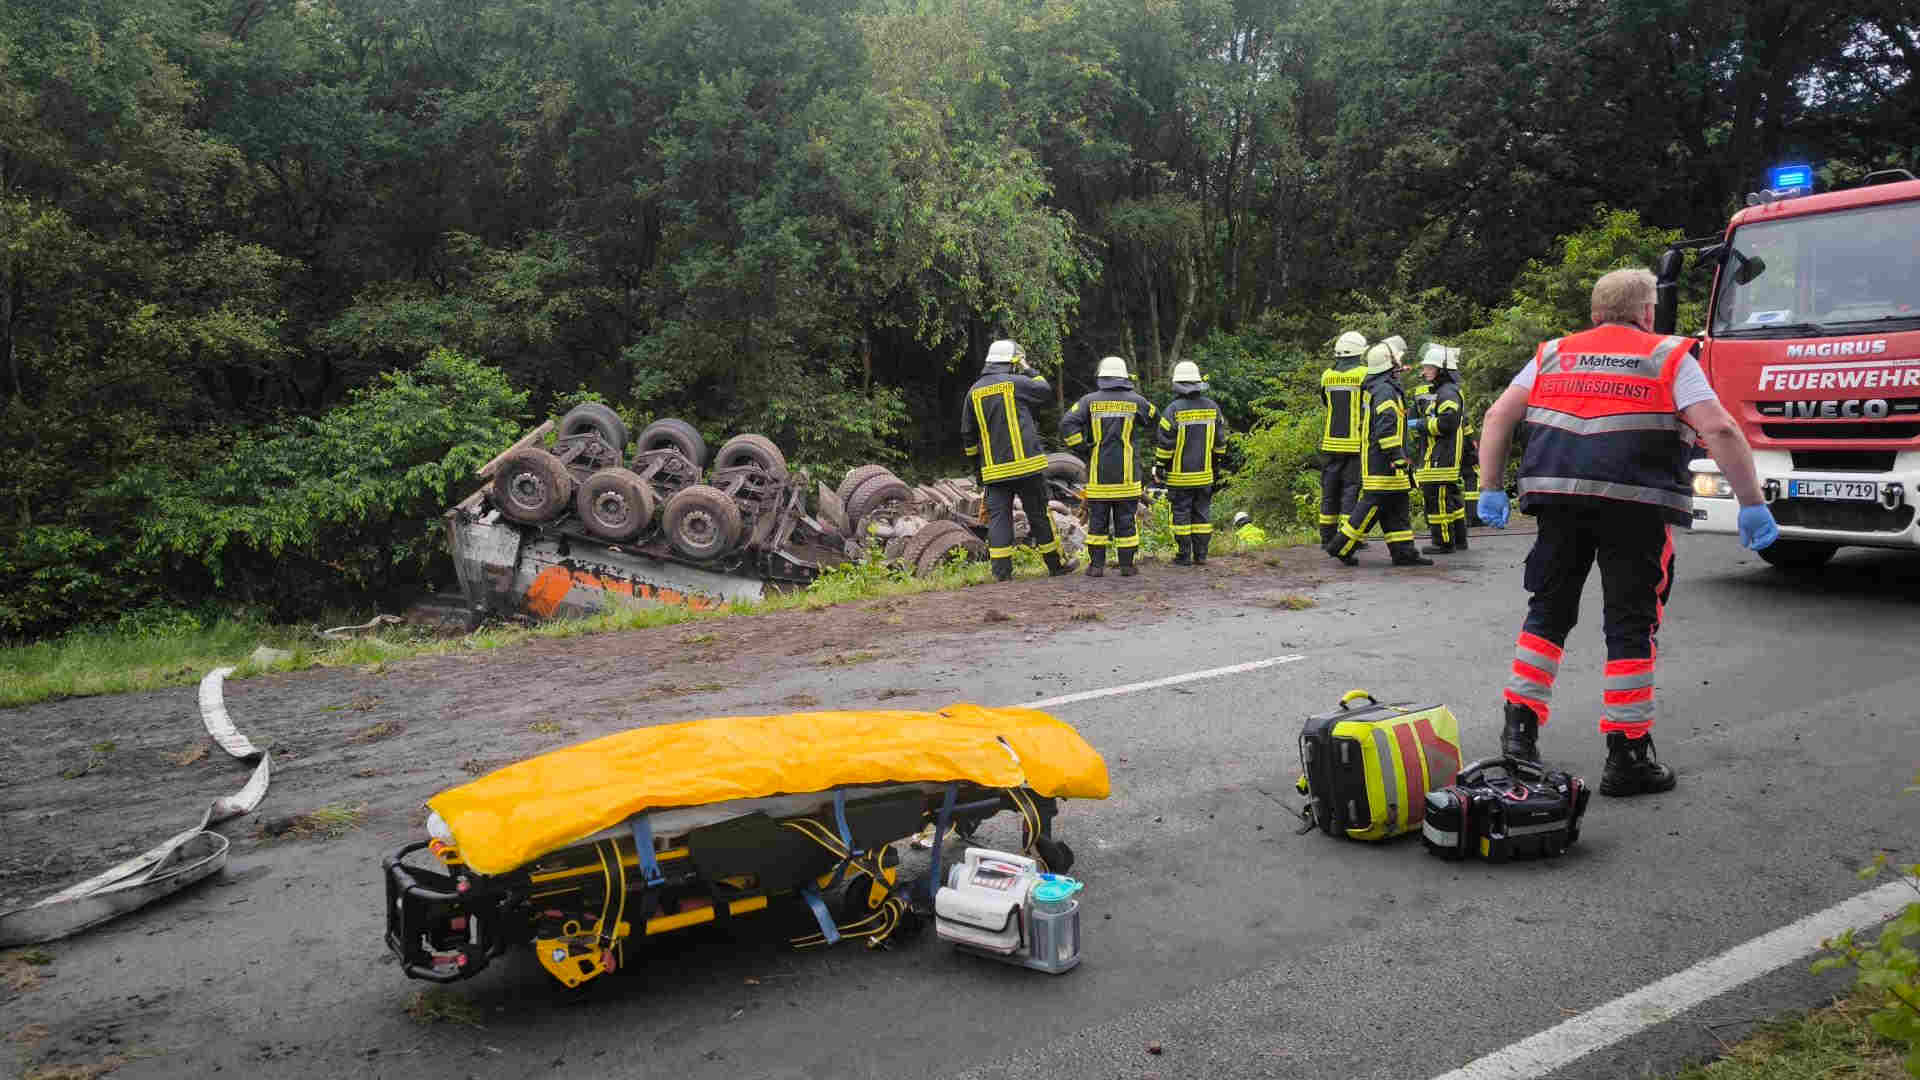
(1086, 546), (1106, 578)
(1117, 549), (1138, 577)
(1453, 527), (1469, 551)
(1319, 524), (1337, 547)
(1324, 532), (1357, 567)
(1422, 523), (1454, 556)
(1389, 542), (1434, 567)
(1044, 551), (1078, 577)
(1192, 534), (1210, 567)
(991, 557), (1013, 582)
(1172, 536), (1192, 566)
(1500, 702), (1542, 764)
(1601, 732), (1677, 797)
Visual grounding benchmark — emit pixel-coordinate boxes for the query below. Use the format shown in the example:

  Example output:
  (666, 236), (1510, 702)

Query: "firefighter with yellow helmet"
(1154, 361), (1230, 566)
(961, 339), (1078, 581)
(1325, 343), (1434, 568)
(1317, 331), (1370, 547)
(1062, 356), (1157, 578)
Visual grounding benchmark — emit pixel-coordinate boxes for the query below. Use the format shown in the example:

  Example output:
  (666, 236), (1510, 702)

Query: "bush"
(0, 525), (130, 638)
(1225, 409), (1323, 533)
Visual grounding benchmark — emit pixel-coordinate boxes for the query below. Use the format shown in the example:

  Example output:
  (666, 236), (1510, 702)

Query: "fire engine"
(1657, 165), (1920, 570)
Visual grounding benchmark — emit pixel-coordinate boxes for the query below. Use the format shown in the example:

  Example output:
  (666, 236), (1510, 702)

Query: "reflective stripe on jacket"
(1518, 325), (1696, 525)
(1063, 382), (1157, 499)
(1155, 391), (1228, 487)
(961, 371), (1051, 483)
(1319, 362), (1367, 453)
(1360, 372), (1410, 492)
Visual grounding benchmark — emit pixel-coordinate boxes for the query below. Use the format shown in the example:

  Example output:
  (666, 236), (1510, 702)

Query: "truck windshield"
(1712, 199), (1920, 337)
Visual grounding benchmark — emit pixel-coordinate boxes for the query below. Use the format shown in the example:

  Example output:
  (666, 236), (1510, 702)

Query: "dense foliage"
(2, 0), (1913, 634)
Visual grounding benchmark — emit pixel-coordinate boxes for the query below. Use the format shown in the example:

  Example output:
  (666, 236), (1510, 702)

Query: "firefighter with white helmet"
(1154, 361), (1230, 566)
(1411, 343), (1468, 553)
(1062, 356), (1157, 578)
(961, 339), (1077, 581)
(1325, 343), (1433, 568)
(1317, 330), (1370, 547)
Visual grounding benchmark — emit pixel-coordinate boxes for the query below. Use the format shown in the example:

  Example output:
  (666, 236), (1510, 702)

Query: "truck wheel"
(1756, 539), (1839, 571)
(846, 474), (914, 533)
(493, 448), (574, 524)
(913, 523), (986, 577)
(662, 484), (743, 561)
(637, 418), (708, 470)
(712, 433), (789, 483)
(575, 468), (657, 541)
(1043, 452), (1088, 488)
(558, 403), (630, 456)
(837, 465), (893, 507)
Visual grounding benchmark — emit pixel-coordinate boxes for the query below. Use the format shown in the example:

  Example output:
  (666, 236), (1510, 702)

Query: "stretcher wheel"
(712, 433), (788, 484)
(575, 467), (656, 541)
(663, 484), (744, 560)
(493, 448), (575, 524)
(837, 465), (893, 507)
(1033, 836), (1073, 874)
(637, 417), (708, 470)
(558, 402), (630, 457)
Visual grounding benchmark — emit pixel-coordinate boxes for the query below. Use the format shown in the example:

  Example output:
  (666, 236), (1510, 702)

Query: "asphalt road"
(5, 528), (1917, 1080)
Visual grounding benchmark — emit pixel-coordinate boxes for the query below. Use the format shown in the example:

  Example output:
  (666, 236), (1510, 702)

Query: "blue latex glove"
(1738, 503), (1779, 550)
(1406, 417), (1426, 432)
(1478, 490), (1511, 528)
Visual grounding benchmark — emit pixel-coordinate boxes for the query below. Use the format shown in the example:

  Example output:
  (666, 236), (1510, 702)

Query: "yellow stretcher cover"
(429, 704), (1110, 875)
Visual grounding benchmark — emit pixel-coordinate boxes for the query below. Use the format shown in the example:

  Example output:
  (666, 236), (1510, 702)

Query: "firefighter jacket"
(1360, 372), (1411, 493)
(1414, 376), (1464, 483)
(1519, 324), (1698, 525)
(1319, 359), (1367, 453)
(1155, 388), (1229, 488)
(1062, 379), (1157, 499)
(962, 370), (1052, 483)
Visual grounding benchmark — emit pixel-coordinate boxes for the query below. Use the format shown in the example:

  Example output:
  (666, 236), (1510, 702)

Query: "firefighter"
(1062, 356), (1157, 578)
(1409, 343), (1467, 553)
(1478, 268), (1778, 796)
(1317, 331), (1370, 547)
(1455, 349), (1483, 525)
(1232, 511), (1268, 546)
(1154, 361), (1229, 566)
(960, 339), (1078, 582)
(1324, 343), (1433, 568)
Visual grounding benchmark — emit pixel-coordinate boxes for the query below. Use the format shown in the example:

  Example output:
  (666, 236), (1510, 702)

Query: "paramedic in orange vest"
(1475, 268), (1778, 796)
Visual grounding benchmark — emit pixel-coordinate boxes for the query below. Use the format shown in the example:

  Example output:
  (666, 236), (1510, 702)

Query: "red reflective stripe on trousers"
(1503, 690), (1552, 724)
(1517, 632), (1564, 661)
(1603, 658), (1655, 677)
(1512, 660), (1554, 686)
(1599, 718), (1653, 737)
(1603, 687), (1655, 705)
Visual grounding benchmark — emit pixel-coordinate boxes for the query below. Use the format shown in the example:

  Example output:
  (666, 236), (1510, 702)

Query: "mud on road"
(0, 550), (1331, 1077)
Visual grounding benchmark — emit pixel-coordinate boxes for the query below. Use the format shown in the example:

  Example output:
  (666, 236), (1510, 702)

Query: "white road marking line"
(1429, 879), (1915, 1080)
(1017, 654), (1306, 711)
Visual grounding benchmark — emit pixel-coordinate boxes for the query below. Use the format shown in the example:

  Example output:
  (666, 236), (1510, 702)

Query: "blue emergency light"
(1769, 164), (1813, 195)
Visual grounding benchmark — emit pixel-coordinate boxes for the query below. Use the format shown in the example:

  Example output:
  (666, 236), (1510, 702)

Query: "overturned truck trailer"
(446, 410), (1091, 620)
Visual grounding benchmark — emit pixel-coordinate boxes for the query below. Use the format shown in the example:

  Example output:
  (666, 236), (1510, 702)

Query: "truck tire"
(1756, 539), (1839, 572)
(662, 484), (743, 561)
(1043, 451), (1088, 488)
(492, 448), (574, 524)
(837, 465), (894, 507)
(846, 475), (914, 534)
(557, 403), (630, 456)
(637, 418), (708, 470)
(575, 468), (657, 542)
(903, 521), (985, 577)
(712, 433), (789, 483)
(882, 533), (914, 563)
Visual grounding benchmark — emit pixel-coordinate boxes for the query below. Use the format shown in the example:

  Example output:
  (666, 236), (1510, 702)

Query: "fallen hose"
(0, 666), (270, 946)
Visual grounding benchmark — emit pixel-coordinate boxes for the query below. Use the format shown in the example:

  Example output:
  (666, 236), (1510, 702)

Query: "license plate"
(1788, 479), (1879, 502)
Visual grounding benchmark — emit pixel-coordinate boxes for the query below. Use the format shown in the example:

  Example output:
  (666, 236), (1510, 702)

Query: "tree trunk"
(861, 326), (872, 389)
(1166, 247), (1197, 370)
(1139, 245), (1163, 386)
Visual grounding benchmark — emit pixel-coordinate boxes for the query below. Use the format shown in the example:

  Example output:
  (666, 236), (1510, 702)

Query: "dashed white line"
(1428, 879), (1915, 1080)
(1017, 654), (1306, 711)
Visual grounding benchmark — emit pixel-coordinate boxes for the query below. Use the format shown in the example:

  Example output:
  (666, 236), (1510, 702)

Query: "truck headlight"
(1691, 473), (1732, 498)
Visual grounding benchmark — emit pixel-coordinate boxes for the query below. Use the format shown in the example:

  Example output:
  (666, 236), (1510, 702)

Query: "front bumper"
(1688, 452), (1920, 548)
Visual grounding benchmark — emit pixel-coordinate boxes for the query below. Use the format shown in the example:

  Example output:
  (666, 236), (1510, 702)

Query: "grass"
(1667, 995), (1909, 1079)
(270, 803), (366, 841)
(405, 988), (485, 1028)
(1264, 593), (1317, 611)
(0, 524), (1324, 710)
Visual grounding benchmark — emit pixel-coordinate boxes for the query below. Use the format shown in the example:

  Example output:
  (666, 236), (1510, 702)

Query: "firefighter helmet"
(1233, 511), (1251, 527)
(1364, 342), (1395, 374)
(1334, 331), (1368, 358)
(983, 339), (1026, 372)
(1097, 355), (1130, 380)
(1171, 360), (1203, 386)
(1420, 343), (1448, 370)
(1446, 347), (1463, 371)
(1382, 334), (1409, 362)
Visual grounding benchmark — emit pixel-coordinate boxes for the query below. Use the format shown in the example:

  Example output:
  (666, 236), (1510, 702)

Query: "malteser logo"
(1784, 339), (1889, 358)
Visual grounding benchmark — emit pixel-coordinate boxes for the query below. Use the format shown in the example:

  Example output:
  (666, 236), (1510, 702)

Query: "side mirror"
(1654, 249), (1686, 283)
(1732, 255), (1766, 286)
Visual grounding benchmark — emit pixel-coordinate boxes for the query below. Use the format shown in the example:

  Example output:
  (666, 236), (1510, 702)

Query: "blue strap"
(821, 790), (861, 892)
(923, 783), (959, 905)
(628, 815), (665, 886)
(799, 887), (840, 945)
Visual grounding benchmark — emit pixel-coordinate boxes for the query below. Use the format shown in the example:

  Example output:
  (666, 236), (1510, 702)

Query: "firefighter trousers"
(1327, 489), (1415, 559)
(1503, 506), (1675, 738)
(1318, 453), (1361, 544)
(1421, 481), (1466, 548)
(1169, 486), (1213, 558)
(1085, 498), (1139, 567)
(985, 474), (1059, 580)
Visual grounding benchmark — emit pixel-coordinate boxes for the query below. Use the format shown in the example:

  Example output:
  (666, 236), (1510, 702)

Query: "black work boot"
(1390, 542), (1435, 567)
(1192, 535), (1210, 566)
(1601, 732), (1677, 797)
(1500, 702), (1542, 764)
(1319, 524), (1337, 547)
(1044, 552), (1079, 577)
(1171, 536), (1192, 566)
(991, 557), (1013, 581)
(1325, 533), (1357, 566)
(1422, 524), (1454, 556)
(1086, 547), (1106, 578)
(1117, 550), (1137, 577)
(1453, 528), (1469, 551)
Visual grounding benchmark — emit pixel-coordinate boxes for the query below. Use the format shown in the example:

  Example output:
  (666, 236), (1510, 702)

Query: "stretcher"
(382, 704), (1109, 987)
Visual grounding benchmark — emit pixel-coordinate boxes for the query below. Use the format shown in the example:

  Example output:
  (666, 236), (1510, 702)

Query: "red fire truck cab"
(1660, 168), (1920, 570)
